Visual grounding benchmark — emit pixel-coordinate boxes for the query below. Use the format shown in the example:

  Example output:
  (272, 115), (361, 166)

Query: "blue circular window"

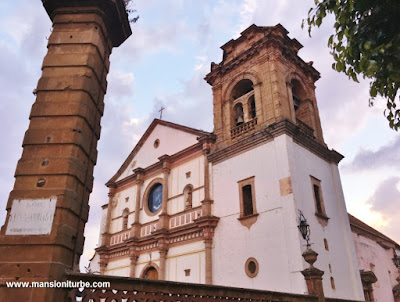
(148, 183), (163, 213)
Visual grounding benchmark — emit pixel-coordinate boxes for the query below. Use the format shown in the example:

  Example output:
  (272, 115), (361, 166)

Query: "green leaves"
(304, 0), (400, 130)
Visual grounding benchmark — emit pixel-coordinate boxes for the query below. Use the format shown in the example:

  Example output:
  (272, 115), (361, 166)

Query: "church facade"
(93, 24), (366, 301)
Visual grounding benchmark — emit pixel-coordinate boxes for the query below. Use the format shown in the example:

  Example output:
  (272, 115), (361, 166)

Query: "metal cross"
(159, 106), (165, 119)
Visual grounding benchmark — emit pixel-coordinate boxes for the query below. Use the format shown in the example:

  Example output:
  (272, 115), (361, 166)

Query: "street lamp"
(298, 211), (311, 247)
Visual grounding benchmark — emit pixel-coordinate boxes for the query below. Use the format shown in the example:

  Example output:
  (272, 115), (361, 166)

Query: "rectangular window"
(242, 185), (253, 216)
(238, 177), (257, 218)
(310, 176), (327, 218)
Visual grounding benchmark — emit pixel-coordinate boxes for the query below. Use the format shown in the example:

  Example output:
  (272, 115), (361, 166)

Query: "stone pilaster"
(198, 134), (216, 217)
(0, 1), (131, 301)
(197, 216), (219, 285)
(129, 248), (138, 278)
(102, 190), (115, 246)
(158, 155), (171, 230)
(130, 168), (144, 238)
(204, 238), (213, 284)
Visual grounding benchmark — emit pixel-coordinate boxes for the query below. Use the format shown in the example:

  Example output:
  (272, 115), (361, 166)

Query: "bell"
(236, 116), (244, 125)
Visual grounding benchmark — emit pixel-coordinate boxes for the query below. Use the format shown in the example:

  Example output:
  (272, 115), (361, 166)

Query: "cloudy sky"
(0, 0), (399, 270)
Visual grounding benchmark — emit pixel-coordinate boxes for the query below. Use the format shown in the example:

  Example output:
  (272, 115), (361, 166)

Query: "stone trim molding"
(208, 119), (343, 165)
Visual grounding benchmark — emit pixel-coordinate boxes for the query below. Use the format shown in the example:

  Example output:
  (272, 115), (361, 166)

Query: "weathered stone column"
(0, 1), (131, 301)
(158, 155), (171, 230)
(130, 168), (144, 238)
(301, 248), (325, 302)
(102, 190), (116, 246)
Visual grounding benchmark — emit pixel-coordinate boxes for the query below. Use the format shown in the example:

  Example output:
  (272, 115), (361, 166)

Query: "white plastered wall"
(110, 185), (137, 233)
(211, 134), (364, 300)
(117, 124), (200, 181)
(211, 135), (305, 294)
(352, 232), (399, 302)
(104, 257), (130, 276)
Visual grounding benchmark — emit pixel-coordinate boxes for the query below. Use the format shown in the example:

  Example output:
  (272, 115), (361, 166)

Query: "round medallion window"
(245, 257), (259, 278)
(148, 183), (163, 213)
(154, 139), (160, 148)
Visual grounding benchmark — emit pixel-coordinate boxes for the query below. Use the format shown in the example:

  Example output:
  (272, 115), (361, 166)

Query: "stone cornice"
(42, 0), (132, 47)
(96, 213), (220, 259)
(109, 142), (204, 189)
(208, 119), (343, 165)
(107, 119), (211, 186)
(205, 25), (320, 86)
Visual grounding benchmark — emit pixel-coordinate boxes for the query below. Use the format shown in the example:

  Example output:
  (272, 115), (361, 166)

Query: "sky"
(0, 0), (399, 271)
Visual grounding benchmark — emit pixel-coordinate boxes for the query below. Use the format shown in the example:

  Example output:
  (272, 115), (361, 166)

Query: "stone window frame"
(143, 177), (164, 217)
(237, 176), (258, 228)
(310, 176), (329, 225)
(245, 257), (259, 278)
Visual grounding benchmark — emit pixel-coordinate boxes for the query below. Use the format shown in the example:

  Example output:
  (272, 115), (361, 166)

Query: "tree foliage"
(304, 0), (400, 130)
(123, 0), (139, 24)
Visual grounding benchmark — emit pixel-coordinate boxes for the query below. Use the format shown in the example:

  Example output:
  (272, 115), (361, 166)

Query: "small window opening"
(314, 184), (323, 214)
(242, 185), (253, 216)
(324, 238), (329, 251)
(184, 269), (191, 276)
(36, 179), (46, 187)
(186, 171), (191, 178)
(245, 257), (259, 278)
(330, 277), (336, 290)
(125, 197), (129, 203)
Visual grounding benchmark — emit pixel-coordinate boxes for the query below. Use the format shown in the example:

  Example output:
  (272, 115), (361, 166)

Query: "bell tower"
(205, 24), (363, 300)
(205, 24), (325, 150)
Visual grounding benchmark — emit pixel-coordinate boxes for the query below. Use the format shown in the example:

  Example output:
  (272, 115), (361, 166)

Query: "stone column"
(158, 155), (171, 230)
(0, 1), (131, 301)
(301, 248), (325, 302)
(130, 168), (144, 238)
(102, 190), (115, 246)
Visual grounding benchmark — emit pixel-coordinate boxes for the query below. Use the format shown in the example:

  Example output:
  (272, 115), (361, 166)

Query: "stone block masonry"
(0, 1), (131, 301)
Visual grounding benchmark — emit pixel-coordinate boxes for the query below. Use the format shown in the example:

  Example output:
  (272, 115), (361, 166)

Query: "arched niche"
(290, 78), (314, 130)
(183, 184), (194, 210)
(122, 208), (129, 230)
